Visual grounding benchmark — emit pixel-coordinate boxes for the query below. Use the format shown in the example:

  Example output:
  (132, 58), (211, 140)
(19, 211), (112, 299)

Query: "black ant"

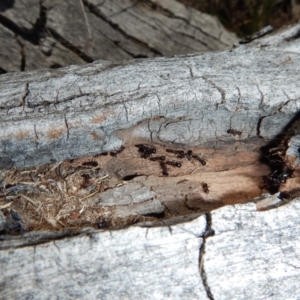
(94, 152), (108, 157)
(166, 148), (206, 165)
(262, 162), (293, 194)
(82, 160), (98, 167)
(201, 182), (209, 193)
(227, 129), (242, 136)
(110, 146), (125, 157)
(159, 161), (169, 176)
(192, 155), (206, 165)
(262, 176), (280, 194)
(165, 160), (181, 168)
(176, 150), (193, 160)
(260, 135), (296, 194)
(166, 149), (184, 155)
(135, 144), (156, 158)
(98, 219), (108, 229)
(80, 173), (90, 188)
(166, 149), (192, 160)
(184, 150), (193, 160)
(278, 187), (300, 201)
(150, 156), (165, 161)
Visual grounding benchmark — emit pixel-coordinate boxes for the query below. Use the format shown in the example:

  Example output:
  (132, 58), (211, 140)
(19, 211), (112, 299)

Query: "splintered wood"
(0, 137), (273, 232)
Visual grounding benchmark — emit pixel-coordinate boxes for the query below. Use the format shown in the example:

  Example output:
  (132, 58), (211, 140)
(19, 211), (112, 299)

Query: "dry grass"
(0, 160), (114, 233)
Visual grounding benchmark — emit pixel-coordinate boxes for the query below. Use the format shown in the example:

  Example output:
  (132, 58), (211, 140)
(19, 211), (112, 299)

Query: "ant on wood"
(166, 148), (206, 165)
(82, 159), (98, 167)
(110, 146), (125, 157)
(201, 182), (209, 194)
(135, 144), (156, 158)
(192, 155), (206, 166)
(278, 187), (300, 201)
(150, 156), (165, 161)
(166, 149), (185, 155)
(165, 160), (182, 168)
(80, 173), (90, 188)
(261, 151), (294, 194)
(227, 129), (242, 136)
(159, 161), (169, 176)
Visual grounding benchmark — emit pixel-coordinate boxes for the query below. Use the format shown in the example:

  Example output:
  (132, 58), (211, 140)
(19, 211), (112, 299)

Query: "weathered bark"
(1, 21), (300, 228)
(1, 200), (300, 299)
(0, 0), (237, 73)
(1, 20), (300, 300)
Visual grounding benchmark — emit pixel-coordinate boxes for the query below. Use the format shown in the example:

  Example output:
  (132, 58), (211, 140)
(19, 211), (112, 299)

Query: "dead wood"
(0, 9), (300, 299)
(1, 22), (300, 233)
(0, 0), (237, 73)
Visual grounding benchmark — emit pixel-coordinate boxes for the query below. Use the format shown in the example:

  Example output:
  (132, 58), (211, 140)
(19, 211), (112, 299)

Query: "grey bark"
(0, 23), (299, 170)
(1, 200), (300, 299)
(0, 0), (237, 73)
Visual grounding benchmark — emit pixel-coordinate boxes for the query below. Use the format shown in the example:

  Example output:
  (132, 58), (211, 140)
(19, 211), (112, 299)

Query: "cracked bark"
(1, 13), (300, 300)
(0, 0), (236, 72)
(199, 213), (215, 300)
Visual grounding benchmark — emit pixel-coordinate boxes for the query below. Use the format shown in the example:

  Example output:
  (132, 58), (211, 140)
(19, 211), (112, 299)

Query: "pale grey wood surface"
(1, 200), (300, 299)
(1, 22), (300, 170)
(0, 216), (208, 299)
(206, 201), (300, 300)
(0, 0), (237, 73)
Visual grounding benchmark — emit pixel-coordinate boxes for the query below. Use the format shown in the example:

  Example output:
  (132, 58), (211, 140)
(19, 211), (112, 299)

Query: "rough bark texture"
(1, 218), (208, 299)
(1, 201), (300, 299)
(0, 0), (237, 73)
(1, 11), (300, 300)
(1, 22), (300, 230)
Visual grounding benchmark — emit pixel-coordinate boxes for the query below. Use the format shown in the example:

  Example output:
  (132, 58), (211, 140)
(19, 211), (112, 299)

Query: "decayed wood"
(0, 0), (237, 72)
(1, 18), (300, 300)
(1, 22), (300, 231)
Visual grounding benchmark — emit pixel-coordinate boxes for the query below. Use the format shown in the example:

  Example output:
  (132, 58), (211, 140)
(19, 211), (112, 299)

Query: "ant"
(279, 187), (300, 201)
(165, 160), (182, 168)
(166, 148), (206, 165)
(150, 156), (165, 161)
(201, 182), (209, 193)
(166, 149), (184, 155)
(227, 129), (242, 136)
(261, 142), (295, 194)
(94, 152), (108, 157)
(167, 149), (193, 160)
(192, 155), (206, 166)
(262, 176), (280, 194)
(98, 219), (108, 229)
(82, 160), (98, 167)
(159, 161), (169, 176)
(184, 150), (193, 160)
(135, 144), (156, 158)
(176, 150), (193, 160)
(278, 190), (291, 201)
(262, 163), (293, 194)
(110, 146), (125, 157)
(80, 173), (90, 188)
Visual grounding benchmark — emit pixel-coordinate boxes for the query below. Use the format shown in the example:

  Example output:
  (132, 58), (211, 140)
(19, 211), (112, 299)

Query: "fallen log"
(1, 20), (300, 300)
